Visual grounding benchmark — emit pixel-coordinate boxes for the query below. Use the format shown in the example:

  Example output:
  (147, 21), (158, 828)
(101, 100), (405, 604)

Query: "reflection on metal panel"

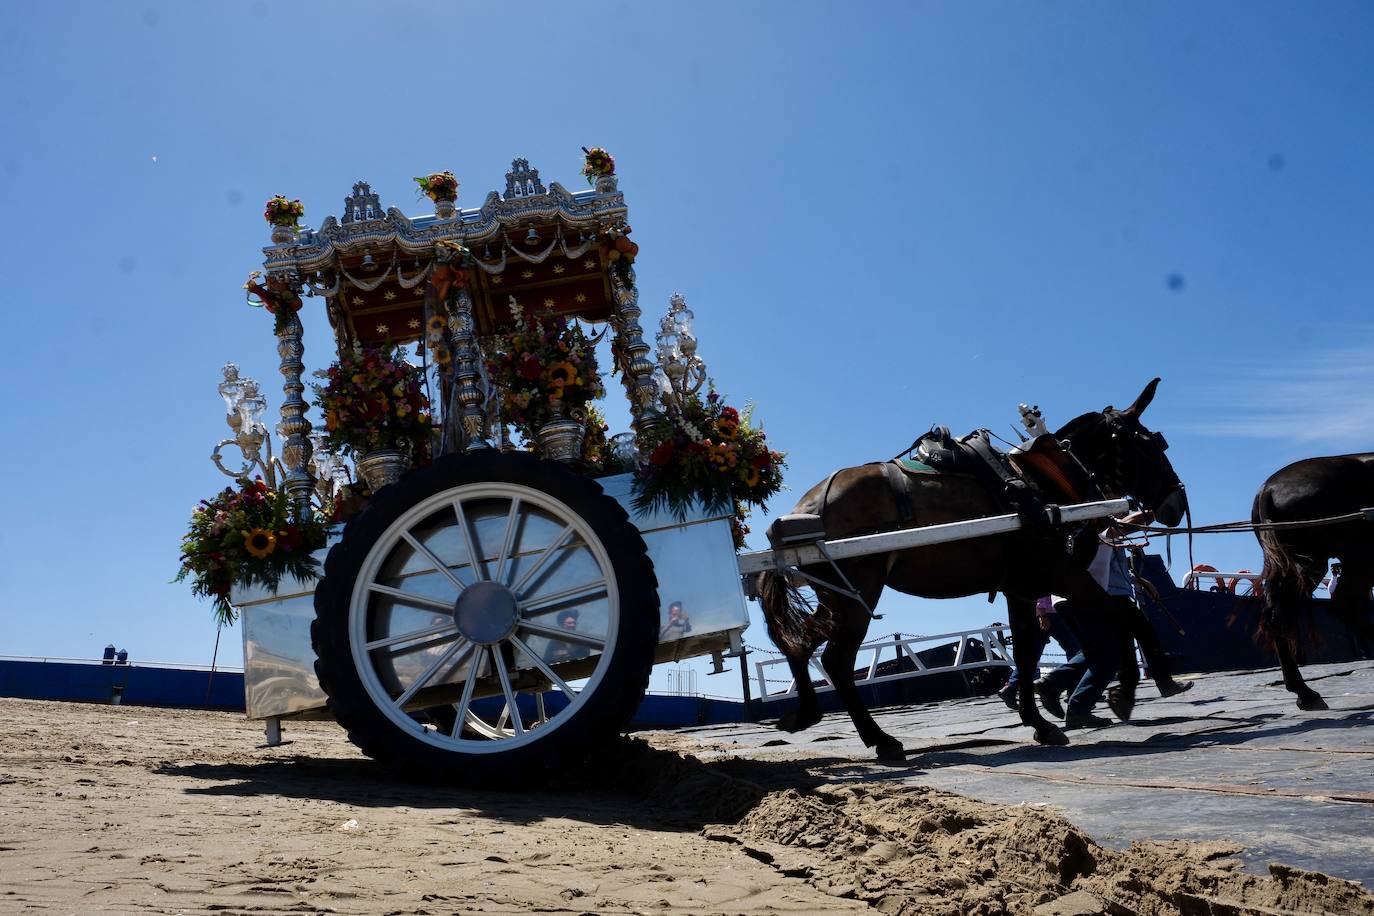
(233, 472), (750, 721)
(240, 593), (327, 718)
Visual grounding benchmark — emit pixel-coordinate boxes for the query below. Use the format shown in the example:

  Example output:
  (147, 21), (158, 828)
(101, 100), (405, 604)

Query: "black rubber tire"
(311, 449), (659, 786)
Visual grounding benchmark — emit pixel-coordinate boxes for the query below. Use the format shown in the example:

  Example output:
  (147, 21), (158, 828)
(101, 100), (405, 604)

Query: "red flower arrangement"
(485, 300), (605, 448)
(244, 270), (304, 335)
(414, 170), (458, 202)
(312, 343), (432, 461)
(632, 389), (785, 546)
(581, 146), (615, 182)
(175, 478), (329, 626)
(263, 195), (305, 228)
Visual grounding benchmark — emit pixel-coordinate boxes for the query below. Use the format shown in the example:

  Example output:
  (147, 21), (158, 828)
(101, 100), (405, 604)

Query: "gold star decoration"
(491, 275), (503, 285)
(543, 298), (556, 308)
(583, 259), (596, 269)
(352, 296), (364, 305)
(552, 264), (565, 275)
(408, 318), (421, 329)
(521, 270), (534, 280)
(384, 290), (397, 301)
(376, 323), (389, 335)
(574, 293), (587, 303)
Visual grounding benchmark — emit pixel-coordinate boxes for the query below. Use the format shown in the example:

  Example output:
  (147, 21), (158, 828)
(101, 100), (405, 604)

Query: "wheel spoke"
(364, 620), (460, 652)
(366, 583), (458, 614)
(493, 497), (523, 585)
(519, 620), (606, 651)
(510, 524), (576, 597)
(519, 580), (608, 616)
(394, 638), (471, 710)
(449, 647), (483, 739)
(493, 648), (524, 736)
(452, 499), (487, 582)
(535, 690), (547, 726)
(509, 633), (578, 703)
(399, 531), (468, 594)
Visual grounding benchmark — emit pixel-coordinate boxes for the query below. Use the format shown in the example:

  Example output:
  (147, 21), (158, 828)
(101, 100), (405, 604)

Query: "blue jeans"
(1040, 600), (1118, 715)
(1006, 614), (1082, 688)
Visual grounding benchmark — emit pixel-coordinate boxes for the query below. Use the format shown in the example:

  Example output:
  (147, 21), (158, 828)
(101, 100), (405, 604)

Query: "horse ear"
(1121, 378), (1161, 420)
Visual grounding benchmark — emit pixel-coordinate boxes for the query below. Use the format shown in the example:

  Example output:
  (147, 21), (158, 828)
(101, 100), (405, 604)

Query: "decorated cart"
(184, 153), (782, 783)
(182, 151), (1137, 782)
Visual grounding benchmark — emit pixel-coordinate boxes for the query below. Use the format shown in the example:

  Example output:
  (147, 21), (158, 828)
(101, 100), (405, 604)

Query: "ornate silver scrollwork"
(211, 364), (283, 487)
(655, 292), (707, 411)
(308, 432), (352, 508)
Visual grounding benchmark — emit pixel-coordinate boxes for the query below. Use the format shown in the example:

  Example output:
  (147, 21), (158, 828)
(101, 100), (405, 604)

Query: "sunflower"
(426, 314), (447, 334)
(715, 417), (739, 440)
(244, 528), (277, 559)
(741, 466), (761, 488)
(547, 361), (580, 388)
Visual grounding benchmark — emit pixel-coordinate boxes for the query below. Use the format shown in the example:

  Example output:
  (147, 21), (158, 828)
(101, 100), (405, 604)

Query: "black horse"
(758, 379), (1187, 761)
(1253, 454), (1374, 710)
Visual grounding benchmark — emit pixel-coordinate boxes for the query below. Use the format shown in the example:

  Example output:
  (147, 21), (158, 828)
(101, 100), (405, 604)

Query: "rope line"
(1118, 507), (1374, 537)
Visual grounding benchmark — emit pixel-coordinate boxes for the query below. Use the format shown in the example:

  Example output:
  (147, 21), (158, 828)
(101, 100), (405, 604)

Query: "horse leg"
(1268, 567), (1328, 711)
(1008, 595), (1068, 746)
(819, 602), (905, 763)
(777, 651), (824, 734)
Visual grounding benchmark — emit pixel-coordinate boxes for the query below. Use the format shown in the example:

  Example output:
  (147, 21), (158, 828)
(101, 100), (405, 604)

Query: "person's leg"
(1034, 602), (1089, 718)
(1062, 600), (1125, 727)
(1001, 626), (1050, 707)
(1124, 598), (1191, 696)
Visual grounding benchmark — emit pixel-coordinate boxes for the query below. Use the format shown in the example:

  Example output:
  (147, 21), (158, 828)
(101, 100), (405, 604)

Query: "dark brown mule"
(757, 380), (1187, 761)
(1253, 455), (1374, 710)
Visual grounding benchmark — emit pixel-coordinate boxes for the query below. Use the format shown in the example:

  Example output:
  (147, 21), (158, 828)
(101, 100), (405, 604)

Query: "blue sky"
(1, 2), (1371, 698)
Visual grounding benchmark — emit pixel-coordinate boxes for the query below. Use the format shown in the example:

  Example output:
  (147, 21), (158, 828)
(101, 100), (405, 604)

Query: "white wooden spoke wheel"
(312, 451), (658, 784)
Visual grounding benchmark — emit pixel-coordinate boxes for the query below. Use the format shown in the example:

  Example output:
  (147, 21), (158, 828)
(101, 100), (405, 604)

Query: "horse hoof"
(1034, 724), (1070, 746)
(875, 740), (906, 764)
(777, 709), (822, 734)
(1298, 693), (1329, 712)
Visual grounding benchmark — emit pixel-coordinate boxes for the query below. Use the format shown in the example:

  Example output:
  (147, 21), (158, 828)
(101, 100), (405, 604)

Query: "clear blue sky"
(2, 3), (1371, 698)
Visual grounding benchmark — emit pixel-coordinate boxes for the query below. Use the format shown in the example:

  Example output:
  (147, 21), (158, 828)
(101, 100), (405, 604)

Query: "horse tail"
(757, 570), (830, 658)
(1255, 487), (1309, 650)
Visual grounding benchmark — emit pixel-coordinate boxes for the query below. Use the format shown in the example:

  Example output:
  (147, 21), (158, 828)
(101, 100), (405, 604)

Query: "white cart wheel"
(312, 451), (658, 784)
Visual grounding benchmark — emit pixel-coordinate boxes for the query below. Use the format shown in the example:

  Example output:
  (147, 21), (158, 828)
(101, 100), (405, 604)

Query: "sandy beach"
(1, 696), (1370, 915)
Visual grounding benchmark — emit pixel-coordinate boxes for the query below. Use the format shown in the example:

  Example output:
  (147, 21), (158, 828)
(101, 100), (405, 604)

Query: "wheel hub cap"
(453, 581), (519, 645)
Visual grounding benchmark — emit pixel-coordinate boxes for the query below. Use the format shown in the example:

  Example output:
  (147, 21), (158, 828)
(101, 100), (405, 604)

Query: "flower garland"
(633, 390), (785, 545)
(414, 170), (458, 203)
(263, 195), (305, 228)
(244, 270), (304, 335)
(485, 300), (605, 448)
(175, 478), (329, 626)
(581, 146), (615, 183)
(312, 342), (432, 461)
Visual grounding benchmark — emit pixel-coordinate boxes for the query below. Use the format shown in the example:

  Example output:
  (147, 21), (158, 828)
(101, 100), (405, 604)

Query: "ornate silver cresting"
(504, 158), (547, 199)
(341, 181), (386, 224)
(654, 293), (707, 410)
(212, 363), (281, 486)
(608, 265), (662, 447)
(274, 287), (315, 517)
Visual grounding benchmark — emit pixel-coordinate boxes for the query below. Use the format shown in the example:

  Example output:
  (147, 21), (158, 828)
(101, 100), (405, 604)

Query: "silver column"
(447, 286), (490, 453)
(275, 307), (315, 516)
(609, 266), (662, 446)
